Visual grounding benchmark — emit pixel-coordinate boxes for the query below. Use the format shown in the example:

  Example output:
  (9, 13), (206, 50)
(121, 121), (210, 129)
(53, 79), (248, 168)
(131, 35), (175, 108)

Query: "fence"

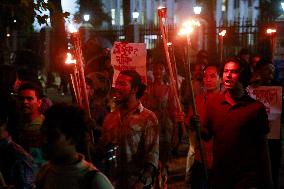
(1, 21), (268, 66)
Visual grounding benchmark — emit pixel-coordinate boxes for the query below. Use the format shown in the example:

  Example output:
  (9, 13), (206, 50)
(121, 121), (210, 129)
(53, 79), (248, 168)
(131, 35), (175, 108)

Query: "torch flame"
(219, 30), (226, 37)
(65, 52), (76, 64)
(178, 20), (200, 36)
(266, 28), (276, 34)
(68, 24), (78, 33)
(157, 6), (167, 18)
(157, 6), (166, 10)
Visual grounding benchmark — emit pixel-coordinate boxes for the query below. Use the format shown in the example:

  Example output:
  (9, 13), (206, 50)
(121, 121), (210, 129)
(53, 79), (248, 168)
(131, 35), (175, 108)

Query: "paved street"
(167, 131), (284, 189)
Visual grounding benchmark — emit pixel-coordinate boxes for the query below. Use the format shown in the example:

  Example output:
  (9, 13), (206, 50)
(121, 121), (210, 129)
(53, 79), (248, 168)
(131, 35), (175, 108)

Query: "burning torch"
(266, 28), (276, 60)
(157, 6), (186, 134)
(218, 29), (226, 63)
(178, 19), (208, 183)
(67, 24), (91, 118)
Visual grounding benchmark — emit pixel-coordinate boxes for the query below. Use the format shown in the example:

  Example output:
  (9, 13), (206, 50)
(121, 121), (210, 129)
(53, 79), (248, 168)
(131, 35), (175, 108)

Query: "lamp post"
(266, 28), (276, 60)
(218, 29), (226, 63)
(193, 5), (202, 15)
(83, 14), (90, 22)
(132, 9), (139, 42)
(80, 14), (92, 43)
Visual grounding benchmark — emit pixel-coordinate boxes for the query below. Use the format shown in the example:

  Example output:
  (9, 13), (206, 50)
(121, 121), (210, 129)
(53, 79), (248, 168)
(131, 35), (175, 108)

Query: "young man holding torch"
(186, 64), (221, 188)
(190, 57), (273, 189)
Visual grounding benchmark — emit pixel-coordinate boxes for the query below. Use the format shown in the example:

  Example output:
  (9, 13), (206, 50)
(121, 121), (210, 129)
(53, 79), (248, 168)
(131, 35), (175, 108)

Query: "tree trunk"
(48, 0), (67, 72)
(205, 0), (217, 60)
(122, 0), (133, 42)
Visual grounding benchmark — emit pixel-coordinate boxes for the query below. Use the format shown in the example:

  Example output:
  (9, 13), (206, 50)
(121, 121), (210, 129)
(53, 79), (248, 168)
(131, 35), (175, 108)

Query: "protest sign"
(111, 42), (147, 86)
(247, 86), (282, 139)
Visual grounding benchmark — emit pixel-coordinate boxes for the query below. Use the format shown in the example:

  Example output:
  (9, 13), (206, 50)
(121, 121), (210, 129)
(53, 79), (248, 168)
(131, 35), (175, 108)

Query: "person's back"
(37, 103), (114, 189)
(36, 154), (112, 189)
(0, 136), (35, 188)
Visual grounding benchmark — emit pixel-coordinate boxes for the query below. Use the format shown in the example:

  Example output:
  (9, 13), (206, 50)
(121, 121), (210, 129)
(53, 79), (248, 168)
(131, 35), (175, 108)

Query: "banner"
(111, 42), (147, 86)
(247, 86), (282, 139)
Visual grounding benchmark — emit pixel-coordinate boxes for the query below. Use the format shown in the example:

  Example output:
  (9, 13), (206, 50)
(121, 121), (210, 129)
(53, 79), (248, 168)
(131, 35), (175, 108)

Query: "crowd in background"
(0, 45), (282, 189)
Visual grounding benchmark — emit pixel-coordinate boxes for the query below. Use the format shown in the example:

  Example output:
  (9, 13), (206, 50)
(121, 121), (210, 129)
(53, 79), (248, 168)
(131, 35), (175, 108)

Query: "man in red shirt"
(193, 57), (273, 188)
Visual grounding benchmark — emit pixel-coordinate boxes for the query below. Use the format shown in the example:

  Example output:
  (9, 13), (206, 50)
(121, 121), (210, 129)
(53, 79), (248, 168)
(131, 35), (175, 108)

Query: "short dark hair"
(42, 103), (91, 150)
(203, 64), (221, 77)
(85, 77), (94, 88)
(222, 57), (251, 88)
(18, 82), (43, 99)
(119, 70), (146, 99)
(238, 48), (250, 56)
(255, 58), (273, 70)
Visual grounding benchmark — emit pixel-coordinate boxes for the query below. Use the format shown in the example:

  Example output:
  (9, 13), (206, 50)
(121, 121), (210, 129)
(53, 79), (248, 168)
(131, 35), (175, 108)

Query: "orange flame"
(178, 20), (200, 36)
(65, 53), (76, 64)
(219, 30), (226, 37)
(266, 28), (276, 34)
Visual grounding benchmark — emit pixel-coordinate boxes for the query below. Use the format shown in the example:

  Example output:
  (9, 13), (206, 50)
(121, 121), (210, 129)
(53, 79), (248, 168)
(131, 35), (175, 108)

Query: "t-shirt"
(36, 153), (113, 189)
(203, 92), (270, 188)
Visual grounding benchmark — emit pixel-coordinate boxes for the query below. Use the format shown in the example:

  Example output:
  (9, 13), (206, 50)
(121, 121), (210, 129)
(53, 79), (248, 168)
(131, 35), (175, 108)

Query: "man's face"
(260, 64), (275, 83)
(113, 74), (135, 104)
(193, 64), (203, 80)
(241, 54), (250, 63)
(222, 61), (241, 90)
(86, 83), (94, 98)
(251, 56), (260, 67)
(153, 64), (165, 81)
(203, 66), (220, 91)
(18, 89), (41, 115)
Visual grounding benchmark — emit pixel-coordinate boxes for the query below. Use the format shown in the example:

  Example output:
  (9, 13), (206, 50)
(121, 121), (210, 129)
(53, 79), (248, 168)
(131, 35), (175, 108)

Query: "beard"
(113, 95), (129, 106)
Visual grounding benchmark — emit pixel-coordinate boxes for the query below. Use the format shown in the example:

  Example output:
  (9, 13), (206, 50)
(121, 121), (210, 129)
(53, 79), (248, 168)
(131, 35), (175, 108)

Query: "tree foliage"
(75, 0), (111, 28)
(0, 0), (50, 36)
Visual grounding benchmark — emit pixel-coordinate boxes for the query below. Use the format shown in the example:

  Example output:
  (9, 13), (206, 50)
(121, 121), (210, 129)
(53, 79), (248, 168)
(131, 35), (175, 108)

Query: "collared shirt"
(0, 136), (35, 189)
(18, 114), (46, 172)
(203, 92), (270, 188)
(102, 102), (159, 188)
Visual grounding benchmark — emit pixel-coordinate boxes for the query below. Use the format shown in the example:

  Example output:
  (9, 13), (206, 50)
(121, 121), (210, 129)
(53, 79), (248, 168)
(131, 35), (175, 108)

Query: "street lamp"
(132, 9), (139, 22)
(218, 29), (226, 63)
(132, 9), (140, 42)
(193, 6), (202, 15)
(83, 14), (90, 22)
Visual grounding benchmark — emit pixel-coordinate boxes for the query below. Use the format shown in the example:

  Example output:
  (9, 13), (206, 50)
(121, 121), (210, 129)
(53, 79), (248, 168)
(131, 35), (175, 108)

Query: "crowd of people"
(0, 46), (282, 189)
